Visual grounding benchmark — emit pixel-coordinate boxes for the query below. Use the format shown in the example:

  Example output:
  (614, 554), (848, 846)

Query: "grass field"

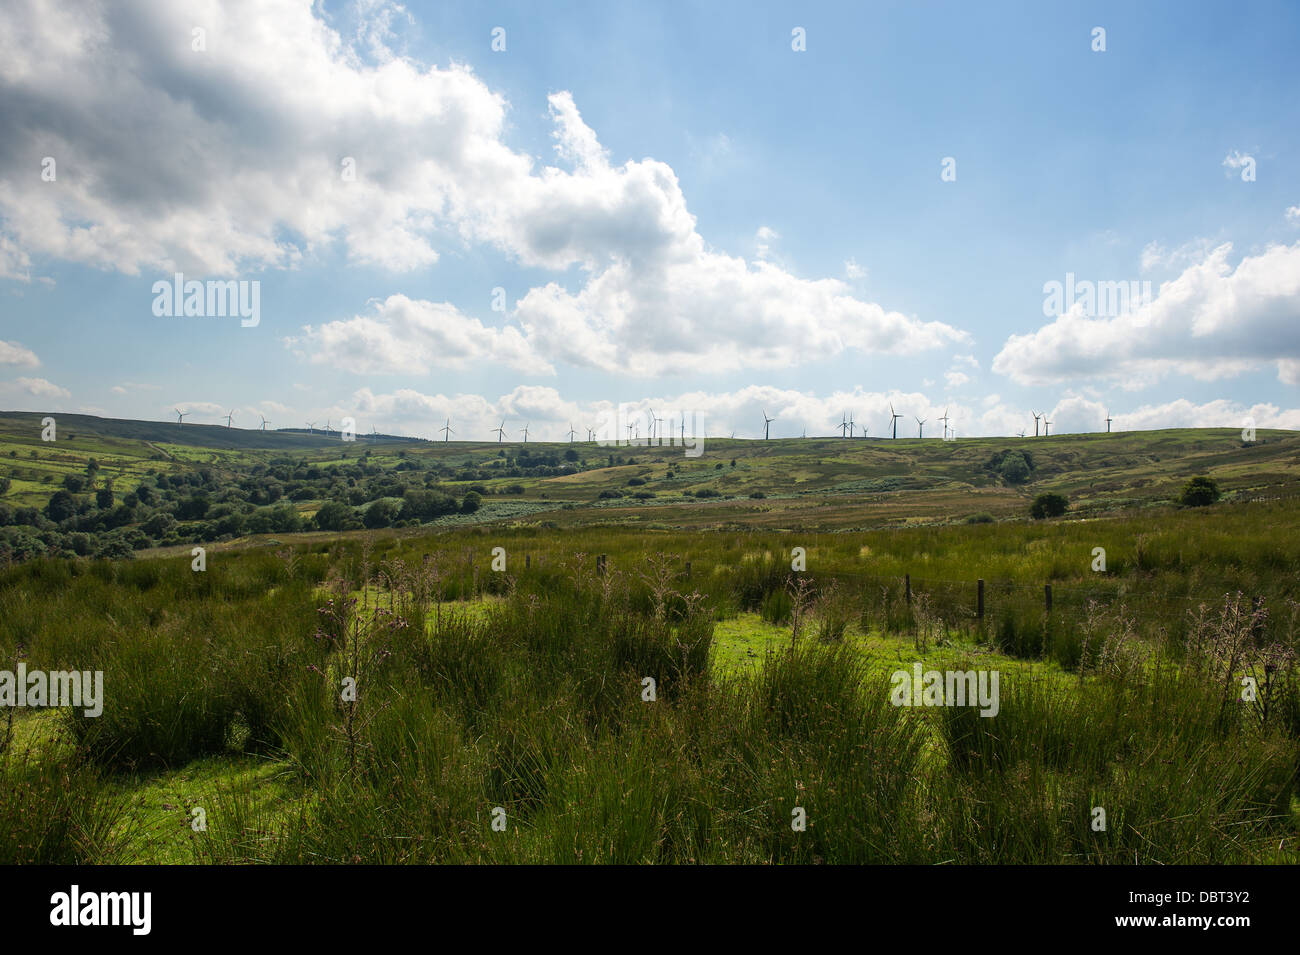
(1, 422), (1297, 863)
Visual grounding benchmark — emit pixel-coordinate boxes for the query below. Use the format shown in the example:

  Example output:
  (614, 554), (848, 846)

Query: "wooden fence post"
(525, 554), (531, 569)
(977, 579), (985, 620)
(597, 554), (606, 576)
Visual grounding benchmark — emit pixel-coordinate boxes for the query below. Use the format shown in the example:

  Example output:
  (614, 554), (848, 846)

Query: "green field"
(1, 414), (1297, 864)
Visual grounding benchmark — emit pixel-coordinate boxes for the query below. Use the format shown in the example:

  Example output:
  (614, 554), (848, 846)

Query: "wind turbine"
(1032, 412), (1041, 437)
(259, 415), (269, 431)
(520, 423), (530, 443)
(654, 411), (665, 445)
(175, 408), (189, 427)
(1105, 411), (1113, 433)
(940, 407), (951, 440)
(567, 423), (577, 443)
(848, 413), (855, 438)
(680, 412), (686, 443)
(587, 427), (595, 442)
(915, 415), (927, 439)
(1043, 417), (1051, 437)
(626, 421), (635, 445)
(492, 420), (507, 443)
(1017, 429), (1026, 438)
(762, 410), (773, 440)
(325, 419), (332, 435)
(889, 403), (902, 439)
(222, 410), (234, 428)
(306, 421), (316, 434)
(440, 418), (454, 442)
(839, 413), (849, 438)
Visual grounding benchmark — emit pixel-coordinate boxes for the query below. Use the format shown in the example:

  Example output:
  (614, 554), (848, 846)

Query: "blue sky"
(1, 0), (1298, 440)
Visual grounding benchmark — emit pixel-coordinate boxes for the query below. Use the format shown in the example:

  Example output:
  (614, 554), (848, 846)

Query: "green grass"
(3, 415), (1299, 864)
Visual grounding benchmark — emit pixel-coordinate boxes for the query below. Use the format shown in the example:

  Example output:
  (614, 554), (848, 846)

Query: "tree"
(0, 477), (10, 496)
(314, 500), (356, 531)
(363, 498), (400, 529)
(460, 490), (482, 514)
(1179, 475), (1221, 507)
(45, 490), (76, 522)
(96, 487), (114, 509)
(400, 488), (458, 522)
(998, 450), (1032, 484)
(1030, 492), (1068, 519)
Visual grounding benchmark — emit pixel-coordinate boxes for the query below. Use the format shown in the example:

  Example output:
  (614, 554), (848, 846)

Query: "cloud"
(993, 242), (1300, 387)
(1287, 206), (1300, 225)
(0, 340), (39, 367)
(288, 294), (551, 375)
(1140, 237), (1217, 273)
(1222, 150), (1254, 173)
(110, 381), (160, 395)
(944, 371), (971, 389)
(0, 376), (69, 400)
(1, 0), (967, 377)
(845, 257), (865, 280)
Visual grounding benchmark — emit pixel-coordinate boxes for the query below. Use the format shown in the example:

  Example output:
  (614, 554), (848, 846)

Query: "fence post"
(1044, 584), (1052, 613)
(597, 554), (606, 576)
(904, 574), (911, 606)
(977, 579), (985, 620)
(525, 554), (531, 569)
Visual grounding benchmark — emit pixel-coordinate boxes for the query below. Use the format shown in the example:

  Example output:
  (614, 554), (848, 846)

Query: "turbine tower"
(175, 408), (189, 427)
(940, 408), (951, 440)
(848, 413), (855, 438)
(222, 410), (234, 428)
(1032, 412), (1041, 437)
(1043, 417), (1051, 437)
(839, 413), (849, 439)
(305, 421), (316, 434)
(1105, 411), (1113, 433)
(915, 415), (927, 439)
(762, 410), (773, 440)
(493, 420), (507, 443)
(520, 423), (530, 443)
(440, 418), (454, 442)
(889, 403), (902, 439)
(567, 423), (577, 443)
(259, 415), (269, 431)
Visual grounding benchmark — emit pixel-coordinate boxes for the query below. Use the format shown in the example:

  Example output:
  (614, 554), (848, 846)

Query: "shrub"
(1179, 476), (1221, 507)
(1030, 493), (1068, 519)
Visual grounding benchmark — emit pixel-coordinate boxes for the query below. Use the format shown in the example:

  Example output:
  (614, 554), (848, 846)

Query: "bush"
(965, 512), (995, 524)
(461, 491), (482, 514)
(314, 500), (356, 531)
(1179, 476), (1221, 508)
(998, 450), (1032, 484)
(363, 498), (401, 529)
(1030, 493), (1068, 519)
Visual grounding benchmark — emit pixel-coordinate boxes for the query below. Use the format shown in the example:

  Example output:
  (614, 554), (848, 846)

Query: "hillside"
(1, 412), (1297, 558)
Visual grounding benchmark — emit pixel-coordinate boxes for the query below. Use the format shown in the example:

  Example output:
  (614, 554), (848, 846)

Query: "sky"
(1, 0), (1298, 441)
